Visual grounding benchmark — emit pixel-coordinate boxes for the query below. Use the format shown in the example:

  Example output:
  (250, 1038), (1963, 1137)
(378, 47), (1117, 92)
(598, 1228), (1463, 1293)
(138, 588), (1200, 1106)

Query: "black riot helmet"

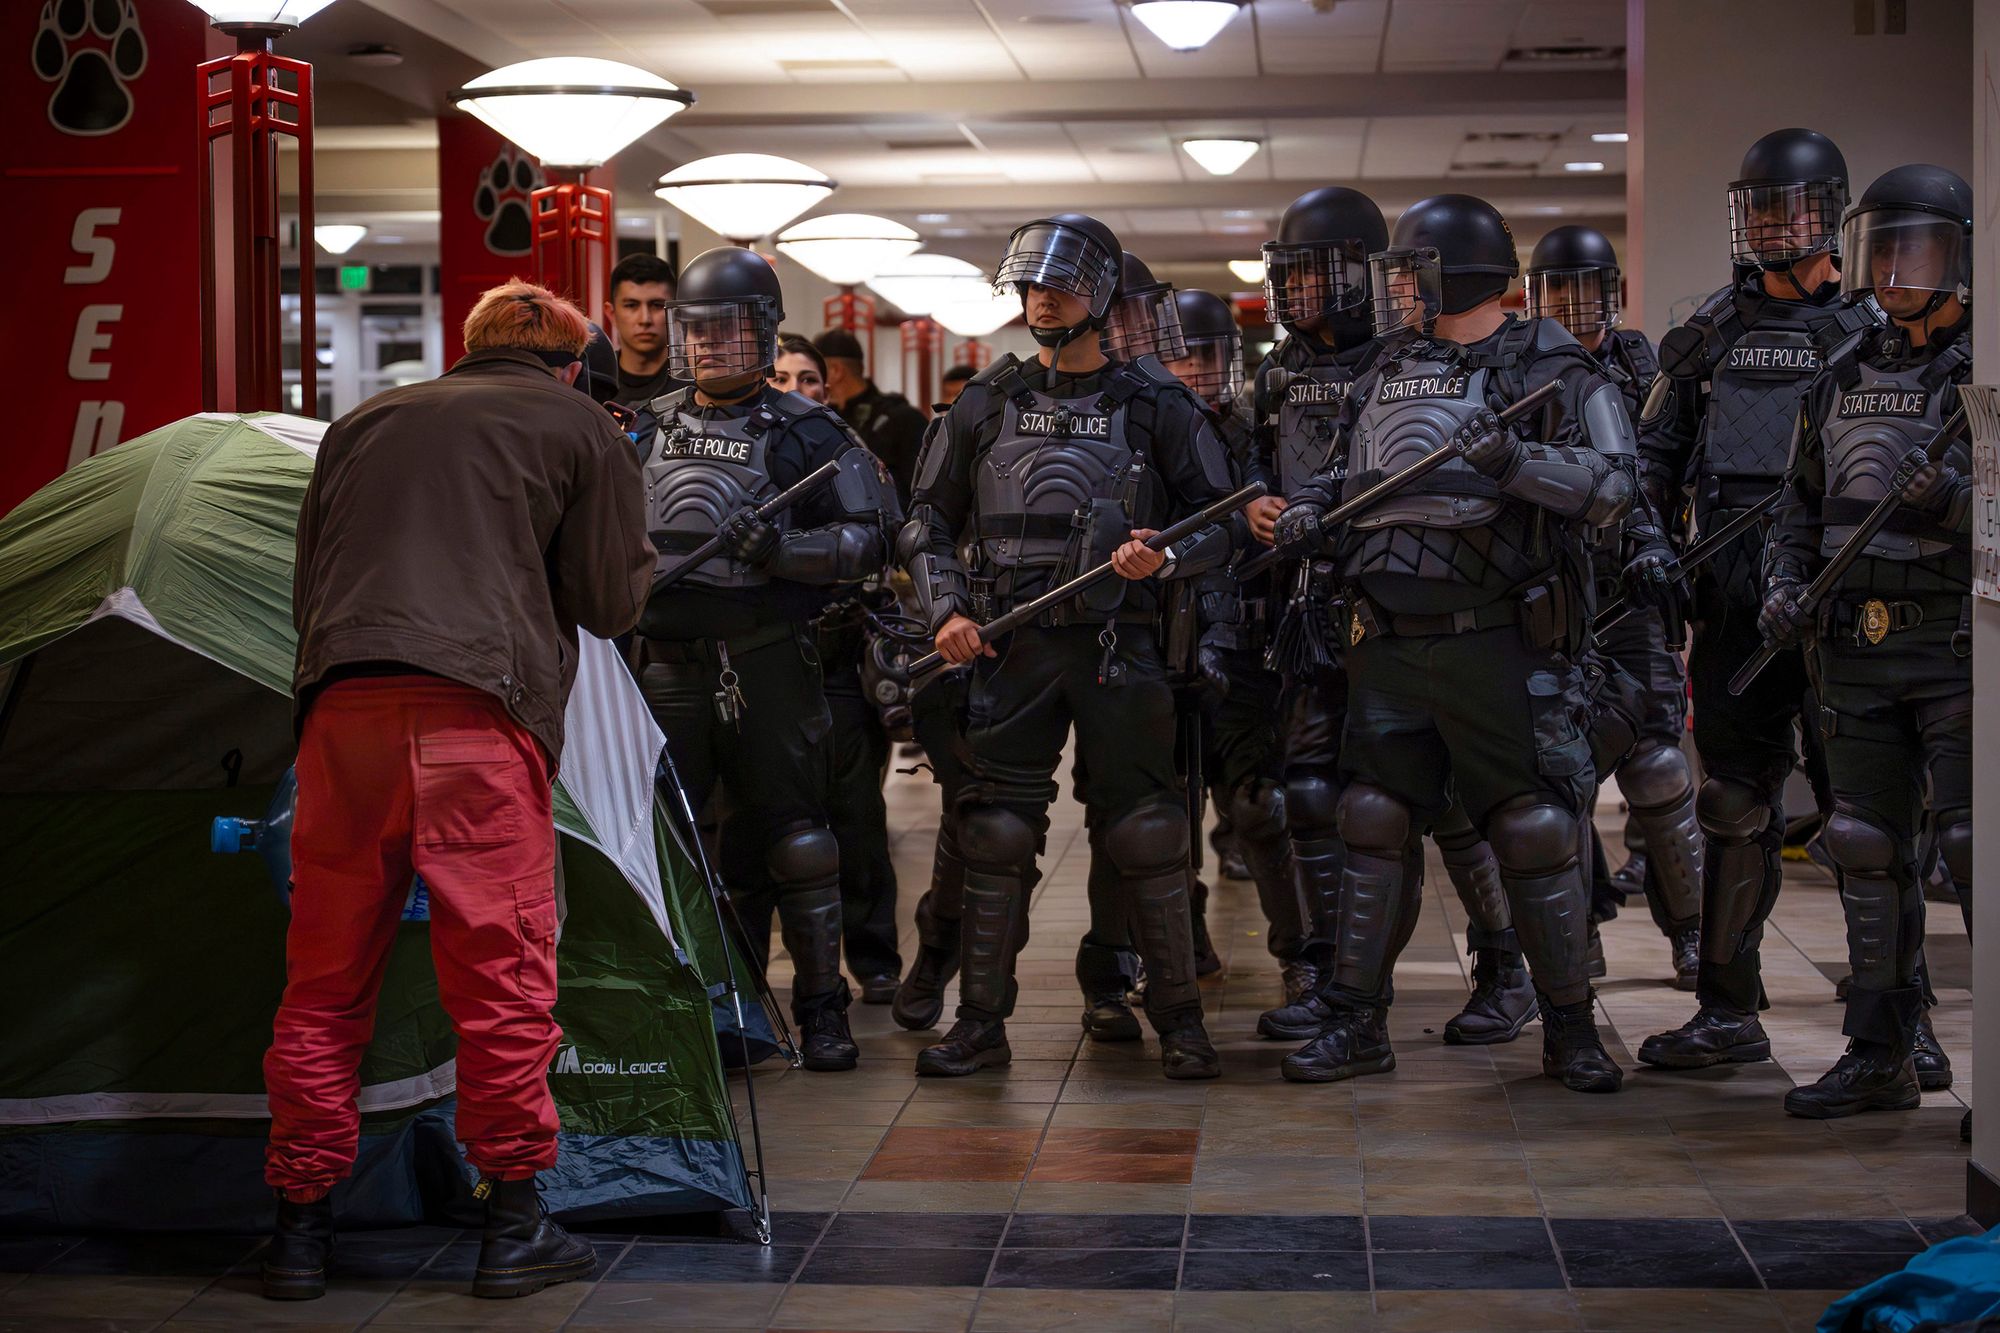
(1728, 128), (1848, 274)
(1261, 186), (1388, 334)
(1370, 193), (1519, 337)
(1839, 163), (1973, 320)
(1103, 251), (1189, 362)
(1162, 287), (1243, 411)
(1524, 225), (1621, 337)
(995, 212), (1123, 350)
(666, 246), (785, 388)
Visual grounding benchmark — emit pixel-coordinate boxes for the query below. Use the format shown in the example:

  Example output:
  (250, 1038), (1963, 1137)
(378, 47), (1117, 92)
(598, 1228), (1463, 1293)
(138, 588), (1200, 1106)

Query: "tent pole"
(655, 745), (783, 1244)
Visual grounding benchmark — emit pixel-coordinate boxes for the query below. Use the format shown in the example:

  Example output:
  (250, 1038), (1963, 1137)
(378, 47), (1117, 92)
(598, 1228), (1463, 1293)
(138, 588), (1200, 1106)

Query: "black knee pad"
(958, 805), (1039, 873)
(1336, 783), (1410, 855)
(1936, 813), (1972, 888)
(1284, 772), (1340, 835)
(1103, 802), (1190, 878)
(1486, 800), (1579, 877)
(1619, 741), (1693, 812)
(766, 826), (839, 889)
(1227, 781), (1286, 840)
(1695, 776), (1767, 843)
(1822, 810), (1897, 876)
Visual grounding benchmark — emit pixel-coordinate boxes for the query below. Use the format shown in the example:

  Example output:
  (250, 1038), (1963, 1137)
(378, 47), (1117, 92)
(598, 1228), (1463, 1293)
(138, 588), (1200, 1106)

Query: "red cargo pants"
(263, 677), (562, 1201)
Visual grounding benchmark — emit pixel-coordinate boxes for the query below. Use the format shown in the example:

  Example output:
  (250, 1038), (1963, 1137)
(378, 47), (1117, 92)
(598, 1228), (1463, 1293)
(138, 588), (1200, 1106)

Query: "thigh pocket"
(415, 731), (522, 848)
(1526, 669), (1593, 779)
(512, 878), (559, 1005)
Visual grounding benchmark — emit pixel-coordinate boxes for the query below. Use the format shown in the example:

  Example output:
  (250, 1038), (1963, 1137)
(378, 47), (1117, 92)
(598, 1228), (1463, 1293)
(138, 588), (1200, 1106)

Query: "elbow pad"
(894, 511), (936, 567)
(767, 524), (884, 585)
(1498, 444), (1626, 523)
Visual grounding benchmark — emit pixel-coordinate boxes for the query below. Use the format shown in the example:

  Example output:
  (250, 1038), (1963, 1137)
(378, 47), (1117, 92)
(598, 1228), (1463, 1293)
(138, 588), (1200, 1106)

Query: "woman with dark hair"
(770, 333), (828, 402)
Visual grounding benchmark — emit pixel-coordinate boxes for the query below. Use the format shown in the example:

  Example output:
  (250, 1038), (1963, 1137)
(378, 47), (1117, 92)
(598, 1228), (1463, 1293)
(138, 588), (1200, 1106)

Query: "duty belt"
(640, 621), (800, 665)
(1348, 593), (1519, 643)
(1820, 596), (1953, 647)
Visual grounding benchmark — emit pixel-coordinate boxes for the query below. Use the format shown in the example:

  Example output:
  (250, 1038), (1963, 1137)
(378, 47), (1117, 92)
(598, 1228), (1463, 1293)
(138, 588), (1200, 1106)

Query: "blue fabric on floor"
(1817, 1224), (2000, 1332)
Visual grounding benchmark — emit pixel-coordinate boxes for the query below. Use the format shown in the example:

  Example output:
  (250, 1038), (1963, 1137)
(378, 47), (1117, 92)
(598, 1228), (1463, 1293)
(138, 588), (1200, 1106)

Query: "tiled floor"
(0, 764), (1976, 1332)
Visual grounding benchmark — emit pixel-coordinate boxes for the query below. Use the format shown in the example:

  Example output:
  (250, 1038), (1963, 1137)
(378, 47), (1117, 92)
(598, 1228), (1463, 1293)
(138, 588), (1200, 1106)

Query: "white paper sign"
(1965, 384), (2000, 602)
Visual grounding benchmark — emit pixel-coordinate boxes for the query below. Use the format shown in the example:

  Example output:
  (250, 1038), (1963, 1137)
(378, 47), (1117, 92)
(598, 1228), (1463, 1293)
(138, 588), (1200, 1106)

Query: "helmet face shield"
(1523, 266), (1620, 335)
(667, 298), (776, 386)
(1728, 180), (1847, 269)
(1261, 238), (1370, 326)
(1103, 283), (1189, 362)
(1164, 333), (1243, 411)
(1840, 206), (1968, 304)
(994, 221), (1120, 319)
(1368, 247), (1443, 338)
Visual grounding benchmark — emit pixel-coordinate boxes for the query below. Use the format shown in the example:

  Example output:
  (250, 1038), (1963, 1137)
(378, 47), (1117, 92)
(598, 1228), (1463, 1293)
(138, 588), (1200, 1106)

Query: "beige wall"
(1629, 0), (1972, 336)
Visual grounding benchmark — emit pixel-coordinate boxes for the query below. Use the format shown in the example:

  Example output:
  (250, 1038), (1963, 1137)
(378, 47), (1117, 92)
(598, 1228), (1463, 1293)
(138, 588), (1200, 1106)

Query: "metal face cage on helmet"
(994, 219), (1121, 320)
(1261, 237), (1370, 326)
(1840, 206), (1970, 305)
(1165, 336), (1243, 411)
(1524, 266), (1620, 335)
(1104, 281), (1189, 362)
(1728, 180), (1847, 270)
(1368, 247), (1443, 338)
(666, 297), (778, 384)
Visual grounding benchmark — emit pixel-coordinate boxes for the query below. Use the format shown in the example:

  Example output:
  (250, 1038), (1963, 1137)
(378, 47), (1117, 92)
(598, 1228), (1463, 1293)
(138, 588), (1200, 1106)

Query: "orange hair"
(463, 280), (592, 356)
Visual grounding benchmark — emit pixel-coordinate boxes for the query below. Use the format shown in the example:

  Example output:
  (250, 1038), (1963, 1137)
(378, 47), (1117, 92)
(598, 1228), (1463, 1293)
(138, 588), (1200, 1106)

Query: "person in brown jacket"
(262, 281), (652, 1304)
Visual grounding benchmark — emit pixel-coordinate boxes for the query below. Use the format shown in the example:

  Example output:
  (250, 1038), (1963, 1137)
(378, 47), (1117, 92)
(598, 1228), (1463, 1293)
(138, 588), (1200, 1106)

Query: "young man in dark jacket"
(266, 281), (652, 1304)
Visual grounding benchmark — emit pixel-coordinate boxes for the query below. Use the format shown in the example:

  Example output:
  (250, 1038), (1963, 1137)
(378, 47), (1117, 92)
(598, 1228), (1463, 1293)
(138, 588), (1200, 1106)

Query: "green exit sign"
(338, 265), (370, 291)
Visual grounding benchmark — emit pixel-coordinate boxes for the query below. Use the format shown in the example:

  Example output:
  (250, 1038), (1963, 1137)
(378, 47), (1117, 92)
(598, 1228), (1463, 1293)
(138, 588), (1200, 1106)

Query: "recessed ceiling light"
(1019, 11), (1090, 24)
(1222, 208), (1256, 219)
(1181, 138), (1260, 176)
(1563, 161), (1605, 172)
(1591, 132), (1629, 143)
(916, 213), (950, 224)
(1129, 1), (1246, 52)
(938, 228), (970, 237)
(1227, 259), (1265, 285)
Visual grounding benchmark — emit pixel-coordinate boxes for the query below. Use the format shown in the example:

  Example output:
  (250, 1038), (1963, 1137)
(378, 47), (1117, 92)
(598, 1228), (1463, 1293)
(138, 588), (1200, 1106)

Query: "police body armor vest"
(1695, 290), (1837, 506)
(1821, 357), (1965, 564)
(642, 389), (806, 590)
(1274, 357), (1358, 498)
(1603, 329), (1658, 422)
(1337, 326), (1566, 604)
(971, 367), (1142, 576)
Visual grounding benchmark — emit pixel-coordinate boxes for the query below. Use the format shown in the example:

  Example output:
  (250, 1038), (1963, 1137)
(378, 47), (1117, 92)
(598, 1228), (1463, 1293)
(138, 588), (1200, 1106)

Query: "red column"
(0, 0), (209, 515)
(197, 38), (314, 415)
(822, 286), (876, 369)
(900, 318), (944, 414)
(530, 171), (613, 319)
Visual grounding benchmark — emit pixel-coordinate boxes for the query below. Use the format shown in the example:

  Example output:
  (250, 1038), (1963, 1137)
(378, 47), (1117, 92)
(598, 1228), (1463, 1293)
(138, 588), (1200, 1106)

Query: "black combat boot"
(1280, 1002), (1394, 1084)
(1668, 923), (1701, 992)
(892, 938), (956, 1031)
(1077, 936), (1143, 1042)
(1158, 1020), (1222, 1080)
(1585, 919), (1607, 979)
(471, 1176), (596, 1299)
(261, 1193), (333, 1301)
(1912, 1009), (1952, 1091)
(1190, 878), (1222, 977)
(1637, 1006), (1771, 1069)
(915, 1017), (1012, 1076)
(796, 984), (860, 1072)
(1783, 1042), (1921, 1119)
(1609, 848), (1648, 900)
(1277, 957), (1320, 1009)
(1444, 939), (1536, 1046)
(1540, 996), (1623, 1093)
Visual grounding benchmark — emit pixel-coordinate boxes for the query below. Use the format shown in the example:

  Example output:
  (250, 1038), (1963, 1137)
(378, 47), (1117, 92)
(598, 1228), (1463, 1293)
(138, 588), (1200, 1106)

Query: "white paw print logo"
(32, 0), (146, 137)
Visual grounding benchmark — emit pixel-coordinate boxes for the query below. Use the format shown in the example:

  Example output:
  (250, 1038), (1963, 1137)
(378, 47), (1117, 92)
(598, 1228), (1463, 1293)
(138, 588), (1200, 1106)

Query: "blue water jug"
(211, 767), (430, 920)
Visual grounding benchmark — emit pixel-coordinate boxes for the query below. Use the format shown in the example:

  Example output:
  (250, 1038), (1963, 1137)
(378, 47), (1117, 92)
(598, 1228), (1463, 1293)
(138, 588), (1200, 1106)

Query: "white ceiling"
(290, 0), (1630, 272)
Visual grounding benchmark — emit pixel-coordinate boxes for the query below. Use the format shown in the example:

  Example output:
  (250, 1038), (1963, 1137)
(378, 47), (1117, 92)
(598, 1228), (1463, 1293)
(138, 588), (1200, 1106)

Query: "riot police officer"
(1636, 129), (1851, 1070)
(1240, 187), (1387, 1036)
(1162, 286), (1314, 1001)
(1763, 165), (1972, 1118)
(1525, 225), (1704, 990)
(902, 212), (1238, 1080)
(634, 246), (898, 1071)
(1271, 194), (1636, 1092)
(1245, 187), (1527, 1049)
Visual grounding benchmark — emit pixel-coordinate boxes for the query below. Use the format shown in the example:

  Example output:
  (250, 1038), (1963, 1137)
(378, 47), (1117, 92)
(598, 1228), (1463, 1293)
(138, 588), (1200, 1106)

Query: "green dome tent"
(0, 412), (758, 1231)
